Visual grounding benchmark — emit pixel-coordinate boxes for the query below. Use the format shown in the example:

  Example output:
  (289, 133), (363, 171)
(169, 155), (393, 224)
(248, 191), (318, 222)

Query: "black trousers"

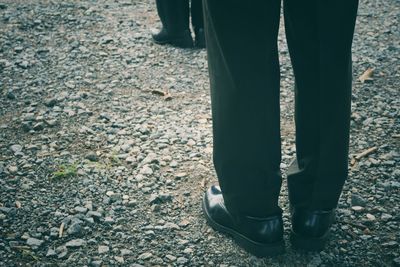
(203, 0), (359, 217)
(156, 0), (203, 33)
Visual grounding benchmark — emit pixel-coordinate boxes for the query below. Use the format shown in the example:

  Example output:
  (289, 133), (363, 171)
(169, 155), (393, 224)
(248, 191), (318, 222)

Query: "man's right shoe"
(290, 207), (335, 251)
(152, 28), (194, 48)
(202, 185), (285, 257)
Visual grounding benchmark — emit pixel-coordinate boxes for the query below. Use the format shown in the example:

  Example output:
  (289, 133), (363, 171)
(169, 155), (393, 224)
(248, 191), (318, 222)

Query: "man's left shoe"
(202, 185), (285, 257)
(290, 208), (335, 251)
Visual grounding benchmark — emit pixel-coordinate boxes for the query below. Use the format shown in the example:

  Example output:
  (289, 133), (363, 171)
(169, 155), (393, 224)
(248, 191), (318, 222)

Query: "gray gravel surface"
(1, 0), (399, 266)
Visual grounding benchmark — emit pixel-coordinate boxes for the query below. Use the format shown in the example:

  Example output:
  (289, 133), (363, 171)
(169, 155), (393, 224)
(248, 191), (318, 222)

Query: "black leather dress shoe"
(290, 207), (335, 251)
(202, 185), (285, 257)
(152, 28), (194, 48)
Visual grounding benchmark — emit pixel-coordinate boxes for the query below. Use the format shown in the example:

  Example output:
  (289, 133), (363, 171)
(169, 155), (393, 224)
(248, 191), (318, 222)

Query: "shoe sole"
(290, 230), (329, 252)
(201, 196), (285, 257)
(152, 37), (193, 48)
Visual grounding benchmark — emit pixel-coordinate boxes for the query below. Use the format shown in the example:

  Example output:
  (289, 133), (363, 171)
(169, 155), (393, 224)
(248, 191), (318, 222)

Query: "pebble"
(177, 257), (189, 265)
(27, 238), (44, 247)
(74, 206), (88, 213)
(351, 193), (367, 207)
(46, 248), (57, 257)
(10, 144), (22, 153)
(381, 213), (393, 221)
(114, 256), (124, 263)
(138, 252), (152, 260)
(366, 213), (376, 221)
(165, 255), (176, 261)
(67, 222), (82, 236)
(351, 206), (364, 212)
(98, 245), (109, 254)
(85, 152), (98, 162)
(65, 239), (86, 248)
(120, 249), (133, 256)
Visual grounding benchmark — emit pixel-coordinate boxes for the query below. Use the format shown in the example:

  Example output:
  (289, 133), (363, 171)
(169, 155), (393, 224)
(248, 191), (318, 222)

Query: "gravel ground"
(0, 0), (399, 266)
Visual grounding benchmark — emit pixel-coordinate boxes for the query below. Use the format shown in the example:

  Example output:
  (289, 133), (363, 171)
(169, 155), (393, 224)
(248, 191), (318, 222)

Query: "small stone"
(366, 214), (376, 221)
(74, 206), (88, 213)
(165, 255), (176, 261)
(120, 249), (133, 256)
(6, 91), (16, 100)
(179, 219), (190, 227)
(45, 98), (57, 107)
(56, 246), (68, 259)
(183, 248), (193, 254)
(8, 165), (18, 174)
(65, 81), (76, 89)
(67, 222), (82, 236)
(149, 193), (173, 205)
(83, 217), (95, 224)
(177, 257), (188, 265)
(98, 245), (109, 254)
(351, 193), (367, 207)
(140, 165), (153, 175)
(138, 252), (152, 260)
(114, 256), (124, 263)
(22, 122), (33, 132)
(164, 222), (180, 230)
(87, 211), (102, 220)
(27, 238), (44, 247)
(169, 160), (178, 168)
(46, 248), (57, 257)
(45, 119), (58, 127)
(19, 61), (29, 69)
(381, 213), (393, 221)
(65, 239), (86, 248)
(85, 152), (98, 162)
(10, 144), (23, 154)
(175, 172), (187, 179)
(33, 122), (45, 131)
(351, 206), (364, 212)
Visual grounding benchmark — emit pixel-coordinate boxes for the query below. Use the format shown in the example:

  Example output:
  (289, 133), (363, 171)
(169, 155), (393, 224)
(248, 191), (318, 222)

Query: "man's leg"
(285, 0), (359, 211)
(190, 0), (205, 48)
(204, 0), (282, 218)
(152, 0), (193, 48)
(201, 0), (285, 256)
(284, 0), (359, 250)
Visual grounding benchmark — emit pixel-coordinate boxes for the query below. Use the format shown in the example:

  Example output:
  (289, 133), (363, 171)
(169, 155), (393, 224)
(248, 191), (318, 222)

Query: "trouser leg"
(284, 0), (359, 210)
(203, 0), (282, 217)
(191, 0), (204, 32)
(155, 0), (190, 35)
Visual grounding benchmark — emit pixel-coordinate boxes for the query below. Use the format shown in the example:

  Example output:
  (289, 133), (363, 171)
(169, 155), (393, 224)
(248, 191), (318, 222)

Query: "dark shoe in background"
(153, 0), (193, 49)
(202, 185), (285, 257)
(290, 208), (335, 251)
(152, 28), (193, 48)
(194, 28), (205, 48)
